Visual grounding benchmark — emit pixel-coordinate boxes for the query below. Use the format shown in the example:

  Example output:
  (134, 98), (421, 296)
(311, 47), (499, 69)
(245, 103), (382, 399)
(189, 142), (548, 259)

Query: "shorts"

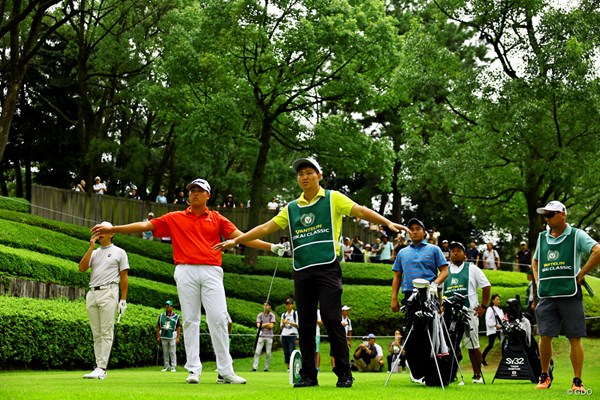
(462, 312), (480, 349)
(315, 335), (321, 352)
(535, 292), (586, 338)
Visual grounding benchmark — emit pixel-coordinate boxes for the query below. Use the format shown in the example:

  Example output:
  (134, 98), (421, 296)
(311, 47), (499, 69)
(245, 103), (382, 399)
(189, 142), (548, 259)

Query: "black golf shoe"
(293, 377), (319, 388)
(336, 371), (354, 388)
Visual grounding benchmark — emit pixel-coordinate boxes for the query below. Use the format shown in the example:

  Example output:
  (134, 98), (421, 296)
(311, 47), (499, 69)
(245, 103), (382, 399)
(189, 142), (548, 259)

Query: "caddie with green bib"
(156, 300), (181, 372)
(532, 201), (600, 392)
(216, 157), (410, 388)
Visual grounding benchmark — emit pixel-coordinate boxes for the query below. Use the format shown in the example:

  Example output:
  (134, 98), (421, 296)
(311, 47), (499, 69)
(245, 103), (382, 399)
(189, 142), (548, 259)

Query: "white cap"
(520, 241), (527, 245)
(94, 176), (101, 181)
(536, 200), (567, 215)
(292, 157), (323, 174)
(341, 305), (351, 311)
(186, 178), (211, 194)
(99, 221), (113, 228)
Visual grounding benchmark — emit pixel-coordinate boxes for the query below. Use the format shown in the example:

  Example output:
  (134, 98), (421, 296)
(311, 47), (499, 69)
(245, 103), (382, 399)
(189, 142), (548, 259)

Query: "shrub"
(0, 197), (30, 213)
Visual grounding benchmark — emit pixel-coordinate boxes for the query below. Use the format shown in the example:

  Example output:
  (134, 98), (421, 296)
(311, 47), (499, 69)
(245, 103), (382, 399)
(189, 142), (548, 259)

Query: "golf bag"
(402, 283), (452, 387)
(442, 293), (472, 383)
(493, 298), (542, 383)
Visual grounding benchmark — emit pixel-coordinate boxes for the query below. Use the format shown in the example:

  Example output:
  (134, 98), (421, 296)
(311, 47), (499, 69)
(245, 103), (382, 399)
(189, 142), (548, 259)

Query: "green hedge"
(0, 197), (30, 213)
(0, 296), (256, 370)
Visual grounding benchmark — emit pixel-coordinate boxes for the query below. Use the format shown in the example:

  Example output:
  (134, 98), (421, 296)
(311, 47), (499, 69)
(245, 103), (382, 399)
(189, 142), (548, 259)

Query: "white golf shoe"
(186, 371), (200, 384)
(83, 368), (107, 379)
(219, 373), (247, 384)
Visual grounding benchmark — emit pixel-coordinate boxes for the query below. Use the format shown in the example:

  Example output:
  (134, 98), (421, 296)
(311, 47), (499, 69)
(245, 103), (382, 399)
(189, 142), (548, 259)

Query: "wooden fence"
(0, 276), (86, 301)
(30, 185), (378, 245)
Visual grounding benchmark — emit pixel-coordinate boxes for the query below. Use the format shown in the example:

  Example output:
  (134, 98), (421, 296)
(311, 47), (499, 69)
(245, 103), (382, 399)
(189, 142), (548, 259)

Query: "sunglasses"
(543, 211), (560, 219)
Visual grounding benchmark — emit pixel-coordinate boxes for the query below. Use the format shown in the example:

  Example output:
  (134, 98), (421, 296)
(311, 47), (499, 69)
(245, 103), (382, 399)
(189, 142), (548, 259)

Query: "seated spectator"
(353, 334), (383, 372)
(387, 329), (406, 373)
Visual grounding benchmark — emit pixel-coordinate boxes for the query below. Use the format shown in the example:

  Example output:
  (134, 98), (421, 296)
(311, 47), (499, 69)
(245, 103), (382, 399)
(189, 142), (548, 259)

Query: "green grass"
(1, 339), (599, 400)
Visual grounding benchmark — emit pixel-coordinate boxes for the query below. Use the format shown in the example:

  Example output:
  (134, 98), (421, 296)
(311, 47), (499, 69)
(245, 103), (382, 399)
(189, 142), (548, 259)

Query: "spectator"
(74, 179), (86, 192)
(379, 235), (394, 264)
(267, 197), (278, 211)
(427, 227), (440, 245)
(353, 334), (383, 372)
(157, 300), (181, 372)
(156, 189), (168, 204)
(221, 194), (236, 208)
(142, 212), (155, 240)
(533, 200), (600, 391)
(481, 294), (503, 366)
(516, 241), (532, 273)
(93, 176), (107, 195)
(440, 240), (450, 261)
(370, 237), (382, 263)
(343, 237), (353, 262)
(443, 241), (491, 384)
(79, 221), (129, 380)
(333, 304), (352, 368)
(392, 235), (407, 259)
(280, 298), (299, 371)
(253, 301), (276, 372)
(482, 242), (500, 270)
(173, 191), (189, 205)
(351, 236), (364, 263)
(387, 329), (406, 373)
(362, 244), (372, 262)
(127, 185), (140, 200)
(466, 241), (480, 267)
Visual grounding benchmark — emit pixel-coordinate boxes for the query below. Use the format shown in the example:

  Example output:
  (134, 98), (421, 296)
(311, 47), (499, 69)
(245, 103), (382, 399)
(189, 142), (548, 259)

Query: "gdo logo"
(567, 388), (593, 396)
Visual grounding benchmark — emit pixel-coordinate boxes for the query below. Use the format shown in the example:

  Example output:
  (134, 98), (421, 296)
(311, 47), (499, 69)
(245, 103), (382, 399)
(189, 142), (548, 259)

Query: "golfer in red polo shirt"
(91, 178), (284, 385)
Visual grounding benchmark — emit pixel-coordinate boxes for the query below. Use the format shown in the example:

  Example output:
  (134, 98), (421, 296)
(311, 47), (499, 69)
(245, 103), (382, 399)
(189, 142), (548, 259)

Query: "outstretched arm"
(91, 221), (154, 236)
(215, 220), (281, 251)
(350, 205), (410, 235)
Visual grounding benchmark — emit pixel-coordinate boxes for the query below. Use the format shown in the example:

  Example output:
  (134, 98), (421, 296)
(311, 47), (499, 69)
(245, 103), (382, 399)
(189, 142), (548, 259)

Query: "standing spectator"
(533, 201), (600, 391)
(341, 305), (353, 348)
(466, 241), (480, 267)
(482, 242), (500, 270)
(516, 241), (532, 273)
(253, 301), (276, 372)
(362, 244), (372, 262)
(443, 241), (491, 384)
(173, 191), (189, 205)
(392, 235), (407, 259)
(280, 298), (299, 371)
(74, 179), (86, 192)
(267, 197), (278, 211)
(370, 237), (382, 263)
(221, 194), (236, 208)
(379, 235), (394, 264)
(79, 221), (129, 379)
(127, 185), (140, 200)
(351, 236), (364, 263)
(427, 227), (440, 245)
(156, 189), (168, 204)
(93, 176), (107, 195)
(342, 237), (353, 262)
(387, 329), (406, 373)
(91, 178), (283, 385)
(481, 294), (503, 366)
(440, 240), (450, 261)
(214, 157), (408, 388)
(157, 300), (181, 372)
(142, 212), (154, 241)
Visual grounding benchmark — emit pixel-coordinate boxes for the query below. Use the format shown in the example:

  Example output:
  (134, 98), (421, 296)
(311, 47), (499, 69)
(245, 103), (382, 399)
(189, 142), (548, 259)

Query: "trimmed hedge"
(0, 196), (30, 213)
(0, 296), (256, 370)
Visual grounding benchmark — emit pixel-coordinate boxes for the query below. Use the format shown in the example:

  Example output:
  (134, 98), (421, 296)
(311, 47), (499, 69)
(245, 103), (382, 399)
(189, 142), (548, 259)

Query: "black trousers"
(294, 260), (349, 379)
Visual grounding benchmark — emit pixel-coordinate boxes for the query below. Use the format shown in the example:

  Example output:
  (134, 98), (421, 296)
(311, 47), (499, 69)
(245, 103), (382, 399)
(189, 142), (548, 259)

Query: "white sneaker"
(83, 368), (107, 379)
(186, 371), (200, 384)
(220, 373), (247, 384)
(473, 376), (484, 384)
(161, 368), (169, 372)
(170, 367), (176, 372)
(409, 373), (425, 385)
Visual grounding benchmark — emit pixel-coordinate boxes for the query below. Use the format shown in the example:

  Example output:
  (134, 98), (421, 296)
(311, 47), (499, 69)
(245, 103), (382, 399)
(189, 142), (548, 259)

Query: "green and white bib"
(537, 229), (579, 298)
(288, 190), (337, 271)
(444, 263), (471, 308)
(159, 313), (180, 339)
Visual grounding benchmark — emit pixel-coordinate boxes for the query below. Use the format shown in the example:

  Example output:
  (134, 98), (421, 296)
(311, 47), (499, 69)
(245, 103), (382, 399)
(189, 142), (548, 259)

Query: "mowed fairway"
(1, 339), (599, 400)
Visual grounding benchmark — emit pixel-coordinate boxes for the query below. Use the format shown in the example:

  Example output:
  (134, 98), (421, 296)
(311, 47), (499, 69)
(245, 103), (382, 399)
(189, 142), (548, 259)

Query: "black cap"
(407, 218), (425, 230)
(449, 241), (465, 252)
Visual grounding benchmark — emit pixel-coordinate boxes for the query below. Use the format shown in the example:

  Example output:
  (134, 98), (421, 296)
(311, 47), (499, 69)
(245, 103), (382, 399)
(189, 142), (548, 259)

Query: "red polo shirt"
(151, 207), (237, 266)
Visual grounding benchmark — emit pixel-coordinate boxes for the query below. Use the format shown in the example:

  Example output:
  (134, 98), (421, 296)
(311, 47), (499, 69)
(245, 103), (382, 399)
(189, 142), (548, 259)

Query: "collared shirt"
(88, 244), (129, 287)
(151, 207), (237, 266)
(273, 187), (355, 255)
(392, 241), (447, 292)
(446, 262), (491, 308)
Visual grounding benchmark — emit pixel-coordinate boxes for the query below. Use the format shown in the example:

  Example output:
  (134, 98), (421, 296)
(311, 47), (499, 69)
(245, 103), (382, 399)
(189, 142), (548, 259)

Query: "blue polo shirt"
(392, 241), (448, 292)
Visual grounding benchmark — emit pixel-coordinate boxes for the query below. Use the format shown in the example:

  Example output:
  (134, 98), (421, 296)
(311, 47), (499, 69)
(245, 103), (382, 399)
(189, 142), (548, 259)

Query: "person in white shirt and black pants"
(280, 298), (299, 371)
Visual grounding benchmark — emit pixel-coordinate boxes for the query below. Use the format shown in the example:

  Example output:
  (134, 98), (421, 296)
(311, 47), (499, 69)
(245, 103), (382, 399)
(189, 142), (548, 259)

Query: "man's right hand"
(391, 298), (400, 313)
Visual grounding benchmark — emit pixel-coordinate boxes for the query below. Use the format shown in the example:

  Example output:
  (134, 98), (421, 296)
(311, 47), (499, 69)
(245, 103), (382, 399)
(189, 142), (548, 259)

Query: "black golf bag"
(403, 285), (452, 387)
(442, 293), (472, 383)
(493, 298), (542, 383)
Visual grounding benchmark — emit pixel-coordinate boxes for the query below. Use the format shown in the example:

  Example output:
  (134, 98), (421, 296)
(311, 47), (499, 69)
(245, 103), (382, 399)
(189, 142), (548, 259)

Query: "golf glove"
(270, 243), (286, 257)
(118, 299), (127, 315)
(429, 282), (439, 299)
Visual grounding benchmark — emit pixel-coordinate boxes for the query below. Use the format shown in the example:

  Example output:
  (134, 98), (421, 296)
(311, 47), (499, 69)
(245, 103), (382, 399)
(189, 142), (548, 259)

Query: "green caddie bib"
(444, 263), (471, 308)
(288, 190), (337, 271)
(537, 229), (578, 298)
(159, 313), (179, 339)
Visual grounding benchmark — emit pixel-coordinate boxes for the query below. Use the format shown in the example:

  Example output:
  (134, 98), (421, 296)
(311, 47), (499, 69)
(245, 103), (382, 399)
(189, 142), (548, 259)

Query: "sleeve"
(218, 213), (238, 238)
(331, 191), (356, 216)
(272, 205), (290, 230)
(473, 267), (491, 288)
(151, 214), (172, 238)
(434, 247), (448, 269)
(485, 308), (495, 328)
(392, 250), (403, 272)
(576, 229), (599, 255)
(118, 248), (130, 271)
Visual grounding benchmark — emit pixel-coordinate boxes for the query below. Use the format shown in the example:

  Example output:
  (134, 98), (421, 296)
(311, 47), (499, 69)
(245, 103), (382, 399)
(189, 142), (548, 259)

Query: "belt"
(89, 283), (116, 291)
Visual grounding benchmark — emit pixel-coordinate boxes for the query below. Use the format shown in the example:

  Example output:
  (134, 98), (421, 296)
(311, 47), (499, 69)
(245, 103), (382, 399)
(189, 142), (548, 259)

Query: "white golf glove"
(270, 243), (286, 257)
(118, 299), (127, 316)
(429, 282), (439, 299)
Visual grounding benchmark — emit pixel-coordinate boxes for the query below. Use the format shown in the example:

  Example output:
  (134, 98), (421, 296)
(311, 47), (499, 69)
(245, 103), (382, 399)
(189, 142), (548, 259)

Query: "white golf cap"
(341, 305), (351, 311)
(292, 157), (322, 174)
(520, 241), (527, 245)
(94, 176), (101, 181)
(186, 178), (211, 194)
(99, 221), (113, 228)
(536, 200), (567, 215)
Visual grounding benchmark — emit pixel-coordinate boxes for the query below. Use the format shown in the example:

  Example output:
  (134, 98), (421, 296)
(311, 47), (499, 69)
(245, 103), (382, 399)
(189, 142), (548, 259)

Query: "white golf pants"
(86, 286), (118, 369)
(174, 265), (234, 376)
